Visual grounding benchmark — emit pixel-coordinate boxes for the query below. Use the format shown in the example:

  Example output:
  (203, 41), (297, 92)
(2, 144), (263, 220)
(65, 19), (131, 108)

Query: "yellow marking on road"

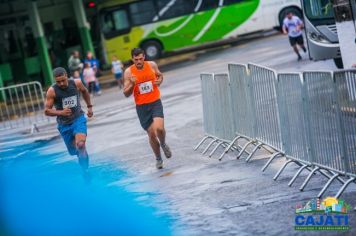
(160, 171), (173, 177)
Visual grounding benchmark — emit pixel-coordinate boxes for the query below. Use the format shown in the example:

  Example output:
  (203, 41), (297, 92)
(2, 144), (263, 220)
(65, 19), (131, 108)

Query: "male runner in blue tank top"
(44, 67), (93, 171)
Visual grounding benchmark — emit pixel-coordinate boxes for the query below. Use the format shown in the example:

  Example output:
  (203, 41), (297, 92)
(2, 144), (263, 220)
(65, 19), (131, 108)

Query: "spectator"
(83, 62), (96, 96)
(111, 55), (124, 89)
(68, 50), (83, 76)
(84, 51), (101, 95)
(70, 70), (81, 80)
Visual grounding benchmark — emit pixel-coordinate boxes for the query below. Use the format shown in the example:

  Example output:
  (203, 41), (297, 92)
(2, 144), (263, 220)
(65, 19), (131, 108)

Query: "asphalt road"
(2, 33), (355, 236)
(84, 33), (355, 236)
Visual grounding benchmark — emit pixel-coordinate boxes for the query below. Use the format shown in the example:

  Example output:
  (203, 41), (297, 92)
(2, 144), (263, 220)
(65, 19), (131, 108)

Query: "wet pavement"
(1, 34), (355, 236)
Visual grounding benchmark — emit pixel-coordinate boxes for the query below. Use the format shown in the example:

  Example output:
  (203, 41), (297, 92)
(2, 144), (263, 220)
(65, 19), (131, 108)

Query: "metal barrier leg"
(202, 138), (218, 155)
(288, 164), (309, 187)
(245, 143), (263, 162)
(299, 166), (320, 191)
(231, 145), (240, 152)
(236, 140), (256, 159)
(320, 169), (345, 185)
(194, 136), (211, 151)
(209, 141), (224, 158)
(335, 177), (356, 199)
(273, 160), (295, 181)
(318, 173), (340, 198)
(31, 123), (39, 134)
(261, 152), (283, 172)
(218, 135), (240, 160)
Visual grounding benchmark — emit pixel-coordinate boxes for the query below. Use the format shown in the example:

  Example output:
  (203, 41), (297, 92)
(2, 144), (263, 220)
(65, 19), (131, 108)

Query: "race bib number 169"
(139, 81), (153, 94)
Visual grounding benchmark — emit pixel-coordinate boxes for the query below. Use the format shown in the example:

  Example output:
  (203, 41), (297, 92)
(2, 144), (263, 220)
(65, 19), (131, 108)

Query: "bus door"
(101, 6), (132, 62)
(332, 0), (356, 68)
(301, 0), (341, 65)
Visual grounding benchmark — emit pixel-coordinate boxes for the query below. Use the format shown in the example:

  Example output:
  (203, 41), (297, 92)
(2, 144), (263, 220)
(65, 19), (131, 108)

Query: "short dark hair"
(131, 48), (145, 57)
(53, 67), (67, 77)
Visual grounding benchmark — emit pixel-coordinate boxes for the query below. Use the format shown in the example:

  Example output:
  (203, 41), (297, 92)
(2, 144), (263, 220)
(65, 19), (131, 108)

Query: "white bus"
(92, 0), (302, 63)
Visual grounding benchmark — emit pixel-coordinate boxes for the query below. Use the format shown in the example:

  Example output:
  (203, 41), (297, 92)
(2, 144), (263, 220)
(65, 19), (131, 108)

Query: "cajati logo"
(295, 197), (351, 231)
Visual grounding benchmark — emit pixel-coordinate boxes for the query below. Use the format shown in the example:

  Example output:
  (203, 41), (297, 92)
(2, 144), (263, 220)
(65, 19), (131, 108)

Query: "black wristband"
(87, 105), (93, 108)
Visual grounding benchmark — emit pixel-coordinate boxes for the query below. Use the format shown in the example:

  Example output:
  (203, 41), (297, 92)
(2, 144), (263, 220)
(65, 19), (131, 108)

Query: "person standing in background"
(83, 62), (96, 96)
(68, 51), (83, 76)
(84, 51), (102, 95)
(111, 55), (124, 89)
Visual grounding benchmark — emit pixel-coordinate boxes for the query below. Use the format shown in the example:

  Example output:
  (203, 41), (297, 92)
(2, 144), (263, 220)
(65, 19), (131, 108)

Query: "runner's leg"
(147, 123), (161, 159)
(75, 133), (89, 170)
(293, 45), (301, 58)
(153, 117), (166, 146)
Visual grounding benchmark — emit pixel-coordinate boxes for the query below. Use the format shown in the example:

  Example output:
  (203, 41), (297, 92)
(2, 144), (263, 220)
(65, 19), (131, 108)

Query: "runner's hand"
(154, 76), (163, 86)
(130, 76), (136, 84)
(61, 108), (72, 116)
(154, 78), (162, 86)
(87, 107), (93, 118)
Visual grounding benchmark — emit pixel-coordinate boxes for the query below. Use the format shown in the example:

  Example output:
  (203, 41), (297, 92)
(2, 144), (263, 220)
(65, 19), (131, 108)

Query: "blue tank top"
(53, 79), (84, 125)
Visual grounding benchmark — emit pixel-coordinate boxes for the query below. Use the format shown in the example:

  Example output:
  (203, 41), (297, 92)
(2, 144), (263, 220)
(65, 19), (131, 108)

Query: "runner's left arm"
(74, 79), (93, 117)
(150, 61), (163, 86)
(297, 18), (304, 31)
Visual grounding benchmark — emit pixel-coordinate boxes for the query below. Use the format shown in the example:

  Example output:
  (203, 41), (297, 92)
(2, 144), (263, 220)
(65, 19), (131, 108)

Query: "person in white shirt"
(282, 12), (307, 61)
(111, 55), (124, 89)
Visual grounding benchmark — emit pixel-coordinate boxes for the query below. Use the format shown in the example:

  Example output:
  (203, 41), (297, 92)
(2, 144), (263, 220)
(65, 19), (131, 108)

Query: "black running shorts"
(136, 99), (164, 130)
(289, 35), (304, 46)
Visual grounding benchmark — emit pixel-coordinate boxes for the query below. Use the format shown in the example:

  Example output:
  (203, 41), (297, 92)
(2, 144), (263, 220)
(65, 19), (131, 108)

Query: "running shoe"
(161, 143), (172, 159)
(156, 158), (163, 169)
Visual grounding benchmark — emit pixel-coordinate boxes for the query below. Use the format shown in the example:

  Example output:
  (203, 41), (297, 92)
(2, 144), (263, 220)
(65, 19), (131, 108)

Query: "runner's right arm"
(282, 19), (288, 35)
(44, 87), (72, 117)
(123, 68), (135, 97)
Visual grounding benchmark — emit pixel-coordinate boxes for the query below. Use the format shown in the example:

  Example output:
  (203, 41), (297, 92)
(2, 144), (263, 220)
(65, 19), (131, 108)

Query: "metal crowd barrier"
(218, 64), (255, 161)
(195, 64), (356, 198)
(0, 81), (49, 133)
(195, 73), (240, 157)
(245, 63), (284, 162)
(273, 73), (311, 183)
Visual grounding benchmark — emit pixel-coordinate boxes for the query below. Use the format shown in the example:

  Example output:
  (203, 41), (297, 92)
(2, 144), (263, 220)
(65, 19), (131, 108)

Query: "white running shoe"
(156, 158), (163, 169)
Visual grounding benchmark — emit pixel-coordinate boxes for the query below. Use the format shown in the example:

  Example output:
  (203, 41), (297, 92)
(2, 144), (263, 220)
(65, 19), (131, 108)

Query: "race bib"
(138, 81), (153, 94)
(62, 95), (78, 108)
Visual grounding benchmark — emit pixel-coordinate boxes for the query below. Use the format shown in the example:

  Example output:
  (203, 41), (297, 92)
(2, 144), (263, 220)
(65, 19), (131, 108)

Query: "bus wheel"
(333, 58), (344, 69)
(142, 41), (162, 60)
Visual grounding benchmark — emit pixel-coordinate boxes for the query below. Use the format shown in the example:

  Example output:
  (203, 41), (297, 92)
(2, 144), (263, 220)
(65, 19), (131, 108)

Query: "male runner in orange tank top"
(123, 48), (172, 169)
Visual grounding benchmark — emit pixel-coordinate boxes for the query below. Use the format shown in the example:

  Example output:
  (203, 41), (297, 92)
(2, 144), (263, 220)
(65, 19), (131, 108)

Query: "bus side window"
(156, 0), (194, 20)
(102, 14), (114, 34)
(113, 10), (130, 31)
(101, 9), (130, 38)
(223, 0), (245, 6)
(193, 0), (219, 12)
(129, 0), (157, 26)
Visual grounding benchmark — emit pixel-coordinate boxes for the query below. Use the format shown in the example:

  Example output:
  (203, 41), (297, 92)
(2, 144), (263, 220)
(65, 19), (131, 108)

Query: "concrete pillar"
(332, 0), (356, 69)
(73, 0), (95, 56)
(28, 1), (53, 86)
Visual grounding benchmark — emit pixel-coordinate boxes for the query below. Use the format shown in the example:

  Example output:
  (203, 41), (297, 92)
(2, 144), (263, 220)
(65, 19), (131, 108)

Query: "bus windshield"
(303, 0), (334, 20)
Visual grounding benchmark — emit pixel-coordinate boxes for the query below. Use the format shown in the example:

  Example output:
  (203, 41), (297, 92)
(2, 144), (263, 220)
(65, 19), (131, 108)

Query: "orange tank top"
(130, 61), (160, 105)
